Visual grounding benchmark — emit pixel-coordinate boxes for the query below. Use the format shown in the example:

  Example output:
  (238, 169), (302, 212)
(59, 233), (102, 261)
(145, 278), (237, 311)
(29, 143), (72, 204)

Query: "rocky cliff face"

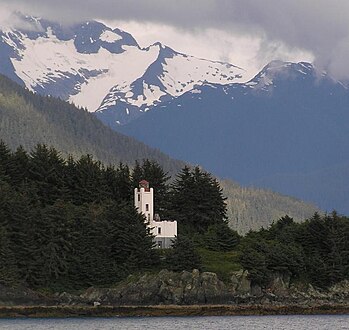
(1, 269), (349, 307)
(78, 269), (349, 306)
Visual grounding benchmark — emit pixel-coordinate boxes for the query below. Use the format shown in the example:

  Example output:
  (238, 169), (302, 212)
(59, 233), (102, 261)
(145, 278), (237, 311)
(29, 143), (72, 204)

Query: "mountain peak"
(245, 61), (317, 91)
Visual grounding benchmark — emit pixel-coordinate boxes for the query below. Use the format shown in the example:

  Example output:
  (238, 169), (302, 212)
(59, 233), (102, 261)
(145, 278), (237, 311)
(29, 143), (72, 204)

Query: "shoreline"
(1, 304), (349, 318)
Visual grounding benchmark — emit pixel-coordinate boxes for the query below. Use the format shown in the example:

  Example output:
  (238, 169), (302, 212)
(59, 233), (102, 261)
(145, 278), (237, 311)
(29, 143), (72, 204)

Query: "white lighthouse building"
(134, 180), (177, 249)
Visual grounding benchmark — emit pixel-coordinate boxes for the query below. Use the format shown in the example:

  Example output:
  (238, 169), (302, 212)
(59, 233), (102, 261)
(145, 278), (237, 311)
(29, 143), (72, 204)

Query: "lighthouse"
(134, 180), (177, 249)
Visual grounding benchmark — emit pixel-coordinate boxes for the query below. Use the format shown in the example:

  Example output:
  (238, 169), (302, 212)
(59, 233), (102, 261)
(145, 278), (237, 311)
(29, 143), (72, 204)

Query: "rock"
(57, 270), (349, 306)
(0, 284), (58, 306)
(269, 273), (290, 296)
(231, 270), (251, 294)
(79, 269), (232, 305)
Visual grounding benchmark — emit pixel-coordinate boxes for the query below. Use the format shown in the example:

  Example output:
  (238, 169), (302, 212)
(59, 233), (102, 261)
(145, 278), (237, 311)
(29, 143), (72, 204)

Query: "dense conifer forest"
(0, 142), (348, 292)
(0, 142), (230, 289)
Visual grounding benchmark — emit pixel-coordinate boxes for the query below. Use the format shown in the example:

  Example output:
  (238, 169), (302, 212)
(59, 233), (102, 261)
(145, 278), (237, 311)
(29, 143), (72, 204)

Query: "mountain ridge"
(0, 15), (248, 125)
(114, 60), (349, 214)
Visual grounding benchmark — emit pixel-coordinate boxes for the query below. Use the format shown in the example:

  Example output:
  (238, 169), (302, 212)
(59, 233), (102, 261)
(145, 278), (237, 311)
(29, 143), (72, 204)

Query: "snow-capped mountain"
(0, 15), (247, 124)
(115, 60), (349, 214)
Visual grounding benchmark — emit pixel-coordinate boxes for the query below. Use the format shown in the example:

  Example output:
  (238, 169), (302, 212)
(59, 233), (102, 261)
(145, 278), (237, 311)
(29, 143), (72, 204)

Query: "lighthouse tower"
(134, 180), (154, 224)
(134, 180), (177, 249)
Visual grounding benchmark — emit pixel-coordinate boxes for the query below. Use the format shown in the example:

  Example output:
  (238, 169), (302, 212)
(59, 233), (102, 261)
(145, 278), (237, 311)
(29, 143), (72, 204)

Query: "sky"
(1, 0), (349, 79)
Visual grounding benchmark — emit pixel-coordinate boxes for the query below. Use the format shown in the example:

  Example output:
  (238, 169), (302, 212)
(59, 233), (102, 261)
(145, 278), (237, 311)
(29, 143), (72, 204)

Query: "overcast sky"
(1, 0), (349, 79)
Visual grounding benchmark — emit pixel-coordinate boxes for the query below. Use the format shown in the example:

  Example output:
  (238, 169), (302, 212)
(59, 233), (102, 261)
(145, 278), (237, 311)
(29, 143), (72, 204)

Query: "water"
(0, 315), (348, 330)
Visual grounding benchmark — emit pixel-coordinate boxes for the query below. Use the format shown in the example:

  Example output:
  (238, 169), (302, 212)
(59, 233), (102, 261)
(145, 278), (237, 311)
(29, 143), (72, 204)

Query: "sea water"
(0, 315), (348, 330)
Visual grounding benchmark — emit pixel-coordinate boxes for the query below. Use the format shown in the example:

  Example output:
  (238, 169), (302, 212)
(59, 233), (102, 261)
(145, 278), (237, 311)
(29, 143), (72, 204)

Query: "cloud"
(1, 0), (349, 78)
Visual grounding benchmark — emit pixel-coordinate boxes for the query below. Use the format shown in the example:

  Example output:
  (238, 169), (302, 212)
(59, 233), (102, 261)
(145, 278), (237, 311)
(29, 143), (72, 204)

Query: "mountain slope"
(0, 73), (319, 232)
(0, 73), (184, 174)
(115, 61), (349, 214)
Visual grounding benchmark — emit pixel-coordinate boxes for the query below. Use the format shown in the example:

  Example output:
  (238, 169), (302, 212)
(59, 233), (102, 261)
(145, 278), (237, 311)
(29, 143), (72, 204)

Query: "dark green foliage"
(28, 144), (66, 205)
(204, 222), (240, 251)
(298, 211), (349, 287)
(0, 220), (19, 286)
(0, 141), (158, 290)
(240, 247), (270, 286)
(165, 236), (202, 272)
(239, 213), (349, 289)
(168, 166), (227, 234)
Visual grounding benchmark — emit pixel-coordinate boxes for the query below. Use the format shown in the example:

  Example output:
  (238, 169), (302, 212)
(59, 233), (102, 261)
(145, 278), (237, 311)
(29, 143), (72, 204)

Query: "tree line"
(0, 141), (230, 290)
(239, 213), (349, 289)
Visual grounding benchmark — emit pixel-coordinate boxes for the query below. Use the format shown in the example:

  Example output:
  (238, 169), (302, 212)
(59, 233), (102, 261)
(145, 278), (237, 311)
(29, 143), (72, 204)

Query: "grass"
(197, 248), (241, 283)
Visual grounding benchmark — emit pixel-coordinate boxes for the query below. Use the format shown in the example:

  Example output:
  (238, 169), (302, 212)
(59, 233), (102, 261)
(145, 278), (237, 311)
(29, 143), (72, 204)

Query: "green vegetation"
(165, 236), (202, 272)
(221, 180), (320, 234)
(0, 141), (347, 292)
(239, 214), (349, 288)
(0, 73), (184, 175)
(0, 142), (229, 290)
(198, 248), (241, 282)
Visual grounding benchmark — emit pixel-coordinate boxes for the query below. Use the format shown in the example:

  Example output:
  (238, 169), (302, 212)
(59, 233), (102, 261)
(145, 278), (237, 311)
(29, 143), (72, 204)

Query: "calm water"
(0, 315), (348, 330)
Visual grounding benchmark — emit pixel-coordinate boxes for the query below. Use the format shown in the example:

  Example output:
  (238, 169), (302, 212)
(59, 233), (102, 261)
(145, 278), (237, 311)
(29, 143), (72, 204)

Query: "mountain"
(0, 15), (247, 125)
(0, 73), (319, 233)
(115, 61), (349, 214)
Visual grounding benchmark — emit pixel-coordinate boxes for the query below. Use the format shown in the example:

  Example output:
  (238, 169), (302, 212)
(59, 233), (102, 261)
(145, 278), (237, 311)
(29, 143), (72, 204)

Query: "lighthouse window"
(146, 204), (149, 211)
(158, 227), (161, 234)
(138, 195), (140, 202)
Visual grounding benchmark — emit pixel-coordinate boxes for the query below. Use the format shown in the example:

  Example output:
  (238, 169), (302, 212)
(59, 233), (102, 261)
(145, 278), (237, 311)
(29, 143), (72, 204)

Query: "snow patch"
(10, 28), (159, 111)
(159, 53), (247, 98)
(100, 30), (122, 43)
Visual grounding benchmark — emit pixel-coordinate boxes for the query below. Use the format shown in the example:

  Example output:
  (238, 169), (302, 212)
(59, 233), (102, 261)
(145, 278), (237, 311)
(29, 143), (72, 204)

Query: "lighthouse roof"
(139, 180), (150, 190)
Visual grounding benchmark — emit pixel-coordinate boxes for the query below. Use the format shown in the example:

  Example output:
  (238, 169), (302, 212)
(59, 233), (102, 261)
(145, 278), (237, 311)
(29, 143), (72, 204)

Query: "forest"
(0, 141), (348, 292)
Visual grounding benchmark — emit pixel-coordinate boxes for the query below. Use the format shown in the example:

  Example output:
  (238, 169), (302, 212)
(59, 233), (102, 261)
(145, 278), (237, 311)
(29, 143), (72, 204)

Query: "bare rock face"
(230, 270), (251, 294)
(79, 269), (300, 306)
(268, 273), (291, 296)
(80, 269), (232, 305)
(2, 269), (349, 307)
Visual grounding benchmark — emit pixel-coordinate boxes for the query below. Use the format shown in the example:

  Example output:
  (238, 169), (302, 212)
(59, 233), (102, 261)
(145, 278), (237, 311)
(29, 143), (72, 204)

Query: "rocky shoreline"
(1, 269), (349, 317)
(1, 304), (349, 318)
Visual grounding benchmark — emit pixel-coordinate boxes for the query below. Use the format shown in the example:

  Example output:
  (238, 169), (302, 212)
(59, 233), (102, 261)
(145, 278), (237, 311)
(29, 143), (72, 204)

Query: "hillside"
(221, 180), (319, 234)
(0, 73), (184, 174)
(0, 73), (319, 232)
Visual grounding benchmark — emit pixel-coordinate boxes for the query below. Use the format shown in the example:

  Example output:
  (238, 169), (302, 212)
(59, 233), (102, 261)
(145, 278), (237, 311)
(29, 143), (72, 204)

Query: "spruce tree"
(165, 236), (202, 271)
(169, 166), (227, 234)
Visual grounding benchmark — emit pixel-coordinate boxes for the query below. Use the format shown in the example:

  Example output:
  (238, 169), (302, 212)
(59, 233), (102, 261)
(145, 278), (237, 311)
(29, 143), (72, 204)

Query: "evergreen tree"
(204, 222), (240, 251)
(102, 163), (132, 202)
(0, 225), (19, 286)
(165, 236), (202, 272)
(0, 140), (11, 182)
(28, 144), (66, 205)
(7, 146), (29, 186)
(168, 166), (227, 234)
